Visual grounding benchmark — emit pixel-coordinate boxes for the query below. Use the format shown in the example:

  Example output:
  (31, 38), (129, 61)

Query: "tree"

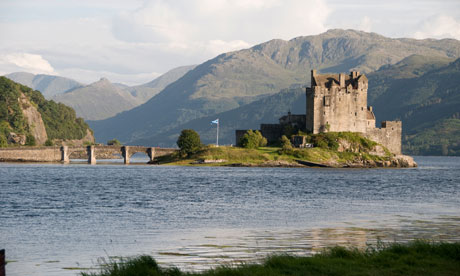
(107, 138), (121, 146)
(238, 130), (267, 149)
(280, 135), (293, 152)
(177, 129), (202, 156)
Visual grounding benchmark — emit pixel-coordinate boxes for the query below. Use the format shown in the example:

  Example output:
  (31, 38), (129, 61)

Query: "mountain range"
(88, 29), (460, 152)
(4, 65), (195, 120)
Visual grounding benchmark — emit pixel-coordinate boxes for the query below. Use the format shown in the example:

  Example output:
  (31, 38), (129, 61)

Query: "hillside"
(368, 57), (460, 155)
(53, 78), (141, 120)
(5, 72), (83, 99)
(131, 88), (305, 147)
(0, 76), (93, 146)
(89, 29), (460, 145)
(128, 65), (196, 103)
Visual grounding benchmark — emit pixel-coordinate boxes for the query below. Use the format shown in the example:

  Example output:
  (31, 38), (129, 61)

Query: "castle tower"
(306, 70), (369, 134)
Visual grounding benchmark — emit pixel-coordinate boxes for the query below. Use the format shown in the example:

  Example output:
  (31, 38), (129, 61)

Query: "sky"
(1, 0), (459, 85)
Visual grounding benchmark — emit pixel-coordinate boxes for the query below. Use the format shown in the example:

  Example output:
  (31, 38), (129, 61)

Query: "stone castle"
(236, 70), (402, 154)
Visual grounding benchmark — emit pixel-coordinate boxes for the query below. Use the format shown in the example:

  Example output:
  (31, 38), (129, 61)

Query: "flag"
(211, 119), (219, 124)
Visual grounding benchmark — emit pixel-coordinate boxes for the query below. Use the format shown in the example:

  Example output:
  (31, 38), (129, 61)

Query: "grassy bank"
(155, 145), (392, 167)
(154, 132), (397, 167)
(82, 241), (460, 276)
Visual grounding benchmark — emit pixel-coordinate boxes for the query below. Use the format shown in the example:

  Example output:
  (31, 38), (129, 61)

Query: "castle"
(236, 70), (402, 154)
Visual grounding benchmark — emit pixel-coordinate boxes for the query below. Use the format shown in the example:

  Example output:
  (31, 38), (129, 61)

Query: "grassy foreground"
(81, 241), (460, 276)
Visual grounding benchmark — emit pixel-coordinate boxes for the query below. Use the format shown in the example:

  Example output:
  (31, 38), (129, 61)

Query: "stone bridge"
(0, 145), (177, 164)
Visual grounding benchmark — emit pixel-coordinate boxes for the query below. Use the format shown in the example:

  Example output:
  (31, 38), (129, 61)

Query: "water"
(1, 156), (459, 275)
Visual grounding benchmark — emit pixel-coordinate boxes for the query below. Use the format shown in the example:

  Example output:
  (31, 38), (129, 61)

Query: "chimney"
(311, 69), (317, 86)
(339, 73), (345, 87)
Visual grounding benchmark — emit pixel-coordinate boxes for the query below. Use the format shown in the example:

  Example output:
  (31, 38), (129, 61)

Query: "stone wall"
(0, 147), (62, 162)
(365, 121), (402, 154)
(260, 124), (284, 144)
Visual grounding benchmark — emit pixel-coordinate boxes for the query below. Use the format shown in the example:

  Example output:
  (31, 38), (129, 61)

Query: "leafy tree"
(107, 138), (122, 146)
(238, 130), (267, 149)
(177, 129), (202, 156)
(25, 133), (36, 146)
(280, 135), (293, 154)
(44, 139), (54, 146)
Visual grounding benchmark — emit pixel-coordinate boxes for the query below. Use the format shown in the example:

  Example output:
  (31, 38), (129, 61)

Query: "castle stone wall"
(365, 121), (402, 154)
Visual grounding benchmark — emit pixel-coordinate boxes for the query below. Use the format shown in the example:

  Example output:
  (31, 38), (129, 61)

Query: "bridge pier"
(147, 147), (155, 163)
(60, 146), (69, 164)
(87, 145), (96, 164)
(122, 146), (130, 164)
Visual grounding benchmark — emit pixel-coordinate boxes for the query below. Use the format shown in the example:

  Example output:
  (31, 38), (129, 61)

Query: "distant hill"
(6, 66), (196, 121)
(368, 57), (460, 155)
(53, 78), (141, 121)
(131, 88), (305, 147)
(127, 65), (196, 103)
(0, 77), (93, 146)
(5, 72), (83, 99)
(89, 29), (460, 145)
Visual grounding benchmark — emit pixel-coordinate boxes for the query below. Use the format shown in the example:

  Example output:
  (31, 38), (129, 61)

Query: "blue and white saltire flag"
(211, 119), (219, 124)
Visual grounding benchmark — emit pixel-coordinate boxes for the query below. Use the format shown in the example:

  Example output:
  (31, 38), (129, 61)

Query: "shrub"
(107, 138), (121, 146)
(25, 133), (36, 146)
(44, 139), (54, 146)
(177, 129), (202, 156)
(238, 130), (267, 149)
(280, 135), (293, 154)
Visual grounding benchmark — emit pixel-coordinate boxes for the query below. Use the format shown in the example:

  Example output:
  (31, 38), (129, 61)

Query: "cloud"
(111, 0), (331, 44)
(0, 53), (55, 74)
(413, 15), (460, 40)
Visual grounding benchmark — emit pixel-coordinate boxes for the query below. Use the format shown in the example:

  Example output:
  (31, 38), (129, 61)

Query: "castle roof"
(312, 71), (367, 88)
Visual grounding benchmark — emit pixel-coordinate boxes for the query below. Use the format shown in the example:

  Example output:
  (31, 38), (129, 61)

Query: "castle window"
(361, 107), (364, 111)
(323, 96), (330, 106)
(355, 112), (357, 116)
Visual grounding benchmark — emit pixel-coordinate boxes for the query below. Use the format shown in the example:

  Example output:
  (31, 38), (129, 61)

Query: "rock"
(19, 93), (48, 145)
(7, 132), (26, 145)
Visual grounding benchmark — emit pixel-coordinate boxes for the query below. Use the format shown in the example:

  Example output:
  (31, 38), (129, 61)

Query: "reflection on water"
(152, 216), (460, 271)
(1, 156), (459, 275)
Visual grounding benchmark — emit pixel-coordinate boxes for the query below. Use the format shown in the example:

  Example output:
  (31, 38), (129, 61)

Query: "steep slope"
(0, 76), (93, 146)
(5, 72), (83, 98)
(90, 29), (460, 144)
(128, 65), (196, 103)
(54, 78), (141, 120)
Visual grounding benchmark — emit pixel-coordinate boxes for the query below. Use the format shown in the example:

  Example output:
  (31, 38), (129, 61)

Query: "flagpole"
(216, 121), (219, 147)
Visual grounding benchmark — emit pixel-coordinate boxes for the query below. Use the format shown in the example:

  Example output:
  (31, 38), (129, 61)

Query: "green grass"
(154, 132), (394, 167)
(155, 145), (391, 167)
(81, 241), (460, 276)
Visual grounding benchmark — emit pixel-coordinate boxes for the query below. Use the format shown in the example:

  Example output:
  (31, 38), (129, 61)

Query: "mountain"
(89, 29), (460, 144)
(368, 57), (460, 155)
(131, 88), (305, 147)
(53, 78), (141, 120)
(127, 65), (196, 103)
(5, 72), (83, 98)
(0, 76), (93, 146)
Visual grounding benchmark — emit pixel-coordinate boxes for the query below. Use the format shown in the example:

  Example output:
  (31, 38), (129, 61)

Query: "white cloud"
(0, 53), (55, 74)
(111, 0), (330, 44)
(413, 15), (460, 40)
